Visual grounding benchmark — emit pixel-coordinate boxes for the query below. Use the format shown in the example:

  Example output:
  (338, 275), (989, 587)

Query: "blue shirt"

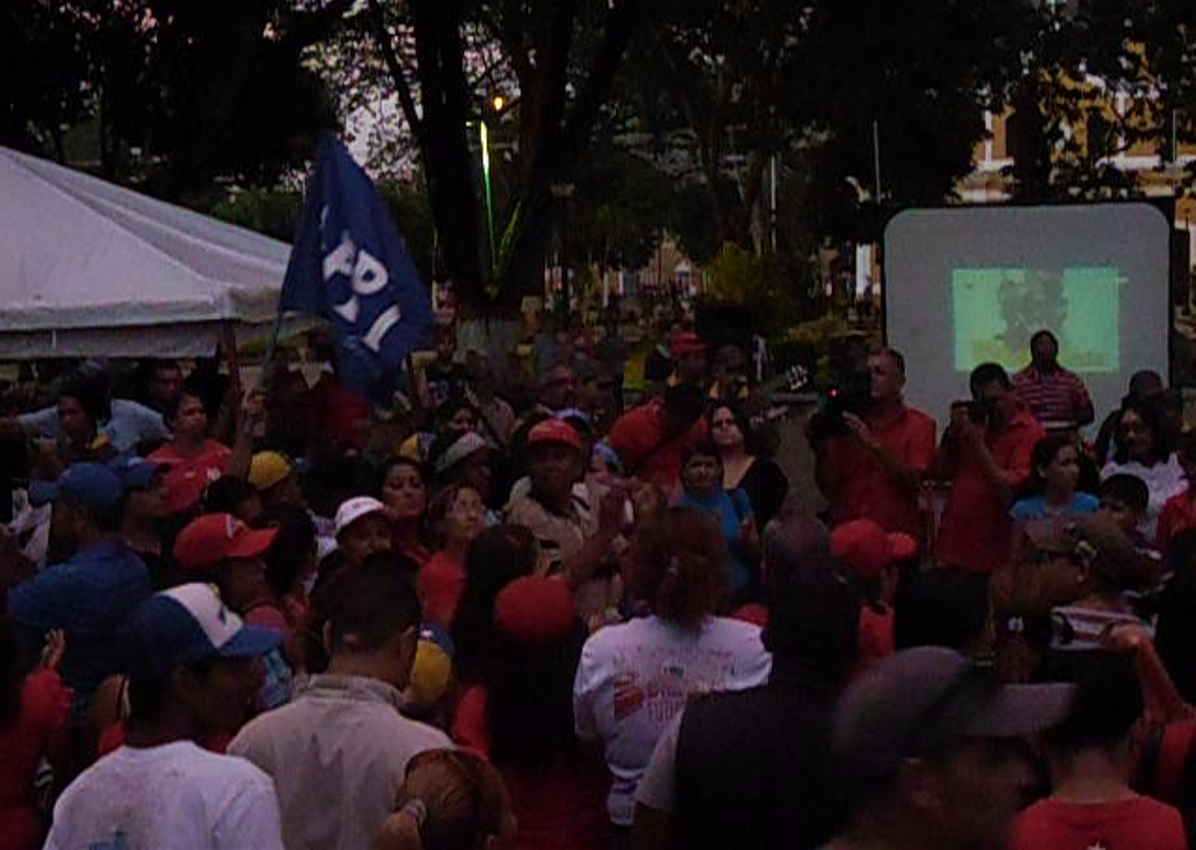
(1009, 492), (1099, 522)
(8, 539), (152, 713)
(19, 398), (169, 453)
(675, 488), (755, 599)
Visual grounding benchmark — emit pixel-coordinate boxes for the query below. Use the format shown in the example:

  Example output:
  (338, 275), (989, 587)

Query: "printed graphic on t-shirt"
(610, 645), (742, 723)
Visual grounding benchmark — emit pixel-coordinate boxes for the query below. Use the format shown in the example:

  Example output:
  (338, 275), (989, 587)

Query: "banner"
(280, 133), (433, 400)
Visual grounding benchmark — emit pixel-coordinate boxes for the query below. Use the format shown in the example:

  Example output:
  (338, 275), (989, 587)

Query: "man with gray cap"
(824, 646), (1074, 850)
(1041, 513), (1152, 682)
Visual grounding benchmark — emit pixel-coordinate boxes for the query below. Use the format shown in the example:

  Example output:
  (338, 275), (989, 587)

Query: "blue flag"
(280, 133), (434, 401)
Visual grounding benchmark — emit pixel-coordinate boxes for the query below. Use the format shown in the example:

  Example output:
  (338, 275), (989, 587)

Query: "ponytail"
(628, 507), (725, 628)
(377, 799), (429, 850)
(376, 749), (510, 850)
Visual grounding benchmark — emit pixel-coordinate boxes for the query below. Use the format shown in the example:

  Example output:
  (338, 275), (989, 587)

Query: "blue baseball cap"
(123, 583), (282, 677)
(28, 462), (124, 511)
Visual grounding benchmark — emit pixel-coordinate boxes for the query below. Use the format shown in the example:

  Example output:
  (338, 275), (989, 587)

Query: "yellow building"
(957, 76), (1196, 262)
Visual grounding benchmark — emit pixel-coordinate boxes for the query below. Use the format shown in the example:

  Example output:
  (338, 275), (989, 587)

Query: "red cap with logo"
(174, 513), (279, 572)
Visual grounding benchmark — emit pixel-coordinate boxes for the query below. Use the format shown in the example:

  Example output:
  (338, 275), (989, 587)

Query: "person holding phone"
(935, 362), (1045, 580)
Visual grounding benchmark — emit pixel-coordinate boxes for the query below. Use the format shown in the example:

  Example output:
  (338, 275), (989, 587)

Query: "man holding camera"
(813, 349), (935, 541)
(935, 362), (1045, 576)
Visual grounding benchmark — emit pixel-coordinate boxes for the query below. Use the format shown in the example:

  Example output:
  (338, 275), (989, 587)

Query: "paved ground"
(773, 403), (827, 518)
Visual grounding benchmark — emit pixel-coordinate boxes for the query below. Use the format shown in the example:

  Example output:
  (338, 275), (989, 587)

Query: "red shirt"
(148, 439), (231, 515)
(306, 372), (369, 452)
(0, 670), (71, 850)
(825, 405), (936, 537)
(1156, 489), (1196, 550)
(454, 685), (611, 850)
(936, 406), (1044, 574)
(1010, 796), (1186, 850)
(609, 400), (707, 493)
(420, 552), (466, 630)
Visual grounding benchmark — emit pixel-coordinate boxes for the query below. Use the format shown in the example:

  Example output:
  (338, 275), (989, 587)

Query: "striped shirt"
(1050, 603), (1152, 652)
(1013, 365), (1093, 427)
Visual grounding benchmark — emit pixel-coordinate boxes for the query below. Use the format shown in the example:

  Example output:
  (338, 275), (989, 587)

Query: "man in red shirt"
(608, 383), (707, 492)
(815, 348), (936, 540)
(935, 362), (1045, 576)
(149, 391), (232, 516)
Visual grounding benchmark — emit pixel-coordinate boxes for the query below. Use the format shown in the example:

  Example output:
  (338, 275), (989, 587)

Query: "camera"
(808, 370), (873, 445)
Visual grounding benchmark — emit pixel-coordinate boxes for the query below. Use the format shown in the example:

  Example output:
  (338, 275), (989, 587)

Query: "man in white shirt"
(44, 583), (285, 850)
(229, 559), (451, 850)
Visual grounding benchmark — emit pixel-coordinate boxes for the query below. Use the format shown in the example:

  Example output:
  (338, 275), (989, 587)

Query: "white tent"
(0, 145), (295, 358)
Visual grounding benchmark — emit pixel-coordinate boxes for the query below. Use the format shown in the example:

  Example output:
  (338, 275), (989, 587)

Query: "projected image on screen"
(952, 267), (1122, 373)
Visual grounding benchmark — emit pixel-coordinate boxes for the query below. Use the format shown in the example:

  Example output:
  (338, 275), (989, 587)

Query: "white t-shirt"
(1101, 453), (1187, 538)
(636, 711), (682, 813)
(573, 614), (771, 825)
(44, 741), (284, 850)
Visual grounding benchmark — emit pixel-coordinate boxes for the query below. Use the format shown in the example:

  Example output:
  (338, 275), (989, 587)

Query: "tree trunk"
(410, 0), (487, 307)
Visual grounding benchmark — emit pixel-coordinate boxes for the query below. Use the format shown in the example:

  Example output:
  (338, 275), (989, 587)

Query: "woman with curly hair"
(573, 507), (771, 839)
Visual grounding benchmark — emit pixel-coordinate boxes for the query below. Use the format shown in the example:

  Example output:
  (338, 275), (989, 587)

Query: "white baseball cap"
(124, 583), (281, 676)
(334, 495), (389, 537)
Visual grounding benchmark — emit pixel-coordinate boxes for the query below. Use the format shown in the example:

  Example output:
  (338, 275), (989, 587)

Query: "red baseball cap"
(174, 512), (279, 572)
(670, 331), (707, 358)
(830, 519), (910, 581)
(527, 418), (584, 452)
(493, 576), (576, 644)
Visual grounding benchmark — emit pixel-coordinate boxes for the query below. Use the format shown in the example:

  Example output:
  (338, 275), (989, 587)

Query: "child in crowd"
(421, 484), (486, 630)
(1100, 473), (1155, 551)
(674, 441), (760, 607)
(1010, 653), (1186, 850)
(1011, 434), (1098, 522)
(377, 749), (516, 850)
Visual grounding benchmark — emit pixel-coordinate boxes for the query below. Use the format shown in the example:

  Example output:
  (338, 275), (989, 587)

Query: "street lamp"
(479, 119), (497, 277)
(476, 92), (510, 278)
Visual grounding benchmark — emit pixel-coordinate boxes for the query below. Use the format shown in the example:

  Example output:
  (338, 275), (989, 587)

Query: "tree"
(620, 1), (1026, 251)
(2, 1), (352, 203)
(362, 0), (643, 314)
(0, 3), (92, 160)
(1003, 1), (1196, 200)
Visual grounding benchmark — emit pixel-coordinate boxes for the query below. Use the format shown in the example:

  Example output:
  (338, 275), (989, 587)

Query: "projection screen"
(884, 203), (1172, 431)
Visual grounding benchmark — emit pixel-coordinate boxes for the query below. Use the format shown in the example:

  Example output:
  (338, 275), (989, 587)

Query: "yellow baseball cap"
(248, 451), (292, 492)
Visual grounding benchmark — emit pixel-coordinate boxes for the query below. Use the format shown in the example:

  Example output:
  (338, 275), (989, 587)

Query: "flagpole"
(257, 309), (286, 393)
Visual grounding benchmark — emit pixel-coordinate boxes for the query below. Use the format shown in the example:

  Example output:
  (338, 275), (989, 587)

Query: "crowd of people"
(1, 314), (1196, 850)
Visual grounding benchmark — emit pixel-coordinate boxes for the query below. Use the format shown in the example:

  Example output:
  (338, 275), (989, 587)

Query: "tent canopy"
(0, 145), (294, 358)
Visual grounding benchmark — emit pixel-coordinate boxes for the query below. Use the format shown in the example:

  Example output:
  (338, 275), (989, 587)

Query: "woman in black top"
(708, 403), (789, 529)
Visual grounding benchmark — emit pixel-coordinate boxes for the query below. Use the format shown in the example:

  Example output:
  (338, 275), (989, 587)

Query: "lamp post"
(550, 182), (575, 314)
(479, 118), (497, 277)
